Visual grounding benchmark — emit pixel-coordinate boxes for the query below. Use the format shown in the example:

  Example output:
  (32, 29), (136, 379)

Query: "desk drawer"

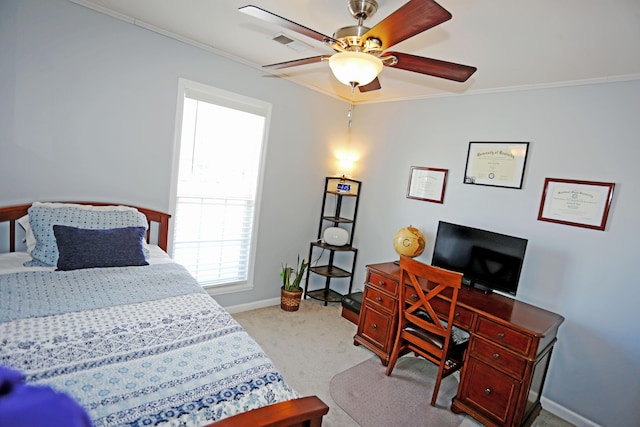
(359, 304), (393, 351)
(431, 297), (474, 330)
(476, 317), (533, 356)
(403, 284), (473, 330)
(364, 285), (395, 312)
(461, 357), (520, 425)
(470, 337), (527, 378)
(368, 272), (398, 296)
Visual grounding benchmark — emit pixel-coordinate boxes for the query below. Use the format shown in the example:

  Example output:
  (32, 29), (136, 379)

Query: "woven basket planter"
(280, 288), (303, 312)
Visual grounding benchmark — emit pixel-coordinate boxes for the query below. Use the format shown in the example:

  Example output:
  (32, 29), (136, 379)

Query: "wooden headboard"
(0, 202), (171, 252)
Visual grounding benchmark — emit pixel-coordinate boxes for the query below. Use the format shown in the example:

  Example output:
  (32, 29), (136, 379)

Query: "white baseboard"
(223, 297), (280, 314)
(541, 396), (601, 427)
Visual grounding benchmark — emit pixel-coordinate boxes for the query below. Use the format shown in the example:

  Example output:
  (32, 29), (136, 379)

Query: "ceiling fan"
(239, 0), (477, 93)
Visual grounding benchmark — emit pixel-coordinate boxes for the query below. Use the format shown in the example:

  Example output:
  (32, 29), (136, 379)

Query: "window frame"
(169, 78), (271, 295)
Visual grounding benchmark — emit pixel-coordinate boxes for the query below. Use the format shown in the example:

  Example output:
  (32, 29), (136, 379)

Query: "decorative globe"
(393, 226), (426, 258)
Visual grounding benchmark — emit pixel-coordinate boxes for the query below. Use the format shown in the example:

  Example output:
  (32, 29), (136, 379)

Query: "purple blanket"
(0, 366), (92, 427)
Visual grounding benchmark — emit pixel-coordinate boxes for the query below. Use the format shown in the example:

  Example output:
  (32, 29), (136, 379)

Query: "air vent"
(272, 32), (311, 52)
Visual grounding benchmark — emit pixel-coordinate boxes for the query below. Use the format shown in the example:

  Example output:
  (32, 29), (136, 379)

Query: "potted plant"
(280, 256), (309, 312)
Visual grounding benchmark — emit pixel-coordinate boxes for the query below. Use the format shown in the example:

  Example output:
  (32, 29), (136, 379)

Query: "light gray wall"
(352, 81), (640, 426)
(2, 0), (639, 425)
(0, 0), (345, 306)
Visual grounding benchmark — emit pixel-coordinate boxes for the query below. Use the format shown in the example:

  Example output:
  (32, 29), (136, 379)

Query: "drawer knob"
(375, 297), (382, 302)
(454, 312), (460, 318)
(484, 388), (492, 395)
(378, 281), (385, 286)
(493, 353), (500, 360)
(411, 294), (418, 299)
(498, 332), (505, 339)
(371, 323), (377, 329)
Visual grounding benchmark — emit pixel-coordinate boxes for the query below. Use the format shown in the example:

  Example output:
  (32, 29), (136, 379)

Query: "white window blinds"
(172, 82), (269, 290)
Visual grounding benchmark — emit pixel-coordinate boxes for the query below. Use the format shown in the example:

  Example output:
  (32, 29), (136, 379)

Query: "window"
(171, 79), (270, 293)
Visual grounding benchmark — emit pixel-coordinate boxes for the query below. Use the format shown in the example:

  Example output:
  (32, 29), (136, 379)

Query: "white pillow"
(17, 215), (36, 253)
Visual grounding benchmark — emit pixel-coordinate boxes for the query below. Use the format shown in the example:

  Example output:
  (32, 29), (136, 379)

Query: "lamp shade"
(329, 51), (383, 87)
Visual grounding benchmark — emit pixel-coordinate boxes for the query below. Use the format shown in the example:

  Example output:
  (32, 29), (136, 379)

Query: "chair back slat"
(398, 256), (463, 335)
(386, 255), (468, 406)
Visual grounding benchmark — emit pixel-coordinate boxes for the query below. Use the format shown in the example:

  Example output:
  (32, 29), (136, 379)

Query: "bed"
(0, 201), (328, 427)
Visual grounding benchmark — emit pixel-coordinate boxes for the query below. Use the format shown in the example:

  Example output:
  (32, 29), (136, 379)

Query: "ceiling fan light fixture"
(329, 51), (383, 87)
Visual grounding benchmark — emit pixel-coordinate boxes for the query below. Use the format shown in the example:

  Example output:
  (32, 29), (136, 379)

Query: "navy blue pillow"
(53, 225), (149, 271)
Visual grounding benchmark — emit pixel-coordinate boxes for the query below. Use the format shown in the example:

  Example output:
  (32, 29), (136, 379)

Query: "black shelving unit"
(305, 177), (361, 305)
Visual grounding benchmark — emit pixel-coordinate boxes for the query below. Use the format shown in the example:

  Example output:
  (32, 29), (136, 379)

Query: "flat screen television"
(431, 221), (528, 296)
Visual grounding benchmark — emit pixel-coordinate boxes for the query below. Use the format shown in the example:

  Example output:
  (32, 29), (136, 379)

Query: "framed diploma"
(464, 142), (529, 189)
(538, 178), (615, 231)
(406, 167), (448, 204)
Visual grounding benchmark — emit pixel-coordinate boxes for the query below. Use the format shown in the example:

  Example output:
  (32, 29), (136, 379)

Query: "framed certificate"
(406, 167), (448, 204)
(464, 142), (529, 189)
(537, 178), (615, 231)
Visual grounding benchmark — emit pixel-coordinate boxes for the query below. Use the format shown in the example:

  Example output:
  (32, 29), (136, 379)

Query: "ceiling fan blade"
(239, 5), (342, 46)
(263, 56), (330, 70)
(358, 77), (382, 92)
(383, 52), (476, 82)
(361, 0), (451, 50)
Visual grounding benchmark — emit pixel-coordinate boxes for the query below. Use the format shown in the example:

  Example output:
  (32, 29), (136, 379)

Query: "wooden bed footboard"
(209, 396), (329, 427)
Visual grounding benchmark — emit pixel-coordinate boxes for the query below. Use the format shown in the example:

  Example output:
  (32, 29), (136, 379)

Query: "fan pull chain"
(347, 84), (356, 128)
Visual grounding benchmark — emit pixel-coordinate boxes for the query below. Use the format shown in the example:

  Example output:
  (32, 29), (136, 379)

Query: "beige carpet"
(330, 356), (467, 427)
(232, 299), (572, 427)
(232, 300), (373, 426)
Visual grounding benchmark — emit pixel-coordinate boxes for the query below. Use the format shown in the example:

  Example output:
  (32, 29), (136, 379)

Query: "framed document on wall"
(538, 178), (615, 231)
(464, 142), (529, 189)
(406, 167), (448, 203)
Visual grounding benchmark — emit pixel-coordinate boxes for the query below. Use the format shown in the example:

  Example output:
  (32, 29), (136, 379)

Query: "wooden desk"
(354, 262), (564, 427)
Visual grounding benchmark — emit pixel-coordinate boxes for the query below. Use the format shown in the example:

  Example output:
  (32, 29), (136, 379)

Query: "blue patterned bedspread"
(0, 263), (298, 426)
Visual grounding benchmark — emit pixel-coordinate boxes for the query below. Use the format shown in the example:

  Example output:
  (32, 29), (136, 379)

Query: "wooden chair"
(385, 255), (470, 406)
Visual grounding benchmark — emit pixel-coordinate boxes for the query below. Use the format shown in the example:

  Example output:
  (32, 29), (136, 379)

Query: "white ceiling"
(71, 0), (640, 104)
